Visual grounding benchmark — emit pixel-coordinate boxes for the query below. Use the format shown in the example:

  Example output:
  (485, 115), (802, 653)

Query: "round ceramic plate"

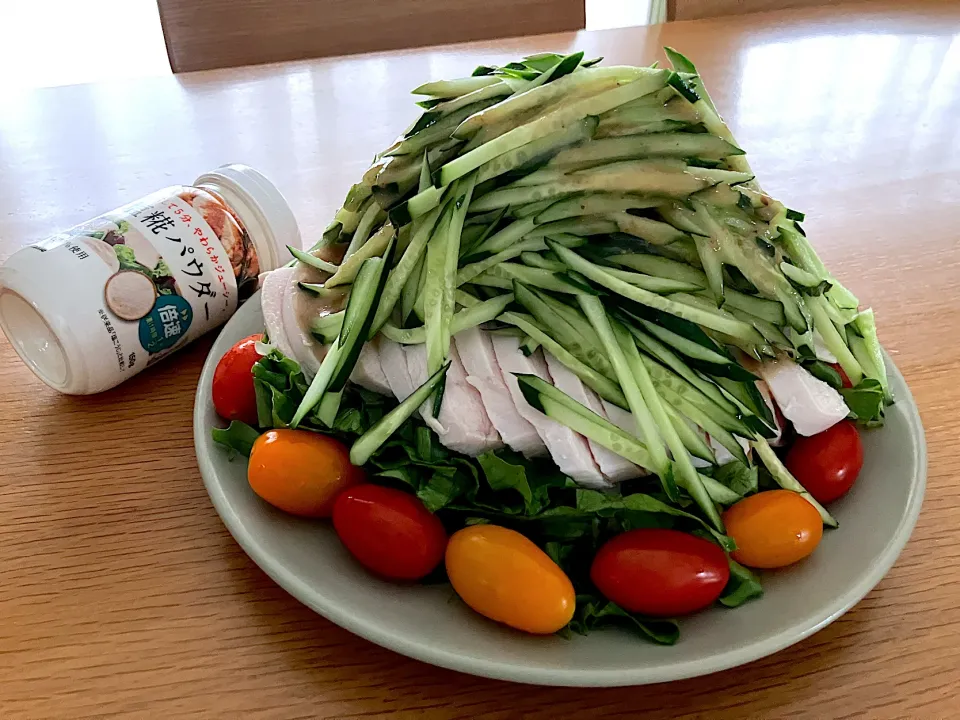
(194, 296), (927, 687)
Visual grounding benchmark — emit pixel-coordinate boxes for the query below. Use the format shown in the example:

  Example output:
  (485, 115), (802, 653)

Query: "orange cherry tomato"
(248, 429), (362, 517)
(445, 525), (575, 635)
(212, 333), (262, 425)
(723, 490), (823, 569)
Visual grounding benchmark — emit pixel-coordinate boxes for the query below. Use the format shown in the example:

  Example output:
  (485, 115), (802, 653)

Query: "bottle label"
(14, 186), (259, 390)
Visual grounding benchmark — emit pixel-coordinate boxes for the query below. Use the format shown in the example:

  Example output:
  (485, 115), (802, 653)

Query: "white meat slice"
(602, 400), (645, 441)
(260, 267), (298, 362)
(455, 328), (545, 458)
(350, 338), (391, 395)
(379, 338), (417, 401)
(491, 336), (606, 488)
(280, 274), (322, 377)
(757, 357), (848, 437)
(543, 353), (639, 484)
(404, 342), (502, 456)
(813, 332), (838, 363)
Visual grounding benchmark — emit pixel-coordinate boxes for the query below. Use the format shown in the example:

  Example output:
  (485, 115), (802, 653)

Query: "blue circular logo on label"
(138, 295), (193, 354)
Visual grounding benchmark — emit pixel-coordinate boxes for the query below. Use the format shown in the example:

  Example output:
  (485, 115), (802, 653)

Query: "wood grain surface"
(1, 2), (959, 717)
(666, 0), (886, 22)
(157, 0), (586, 73)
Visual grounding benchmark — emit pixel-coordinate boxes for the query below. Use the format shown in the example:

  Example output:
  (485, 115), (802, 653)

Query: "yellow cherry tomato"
(445, 525), (575, 634)
(723, 490), (823, 569)
(248, 429), (362, 517)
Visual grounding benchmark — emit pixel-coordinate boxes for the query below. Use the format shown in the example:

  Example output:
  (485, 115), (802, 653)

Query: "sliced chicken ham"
(757, 356), (848, 437)
(491, 336), (606, 488)
(280, 272), (323, 376)
(352, 338), (392, 395)
(455, 328), (545, 458)
(404, 342), (502, 456)
(543, 353), (639, 483)
(260, 267), (298, 362)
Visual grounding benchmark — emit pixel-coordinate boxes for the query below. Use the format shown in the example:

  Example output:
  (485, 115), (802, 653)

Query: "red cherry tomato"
(829, 363), (853, 389)
(333, 485), (447, 581)
(212, 333), (262, 425)
(590, 529), (730, 617)
(786, 420), (864, 504)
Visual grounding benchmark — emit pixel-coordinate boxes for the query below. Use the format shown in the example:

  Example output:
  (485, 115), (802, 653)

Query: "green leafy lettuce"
(211, 348), (762, 644)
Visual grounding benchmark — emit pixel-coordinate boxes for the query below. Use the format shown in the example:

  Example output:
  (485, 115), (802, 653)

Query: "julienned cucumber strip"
(344, 202), (384, 257)
(614, 319), (724, 530)
(370, 202), (444, 336)
(639, 354), (754, 437)
(533, 193), (660, 224)
(292, 248), (393, 426)
(474, 117), (599, 185)
(808, 294), (864, 386)
(317, 388), (343, 428)
(521, 251), (565, 271)
(487, 262), (586, 294)
(549, 240), (765, 343)
(326, 223), (396, 288)
(401, 254), (426, 325)
(612, 253), (707, 285)
(331, 245), (395, 391)
(511, 198), (559, 219)
(664, 404), (716, 462)
(424, 190), (463, 389)
(714, 376), (777, 431)
(547, 133), (744, 169)
(469, 161), (716, 212)
(600, 267), (703, 294)
(751, 438), (838, 528)
(310, 311), (345, 344)
(853, 308), (891, 400)
(665, 389), (749, 466)
(437, 70), (670, 187)
(412, 75), (501, 98)
(609, 212), (690, 246)
(454, 64), (626, 140)
(350, 363), (450, 466)
(288, 245), (339, 274)
(457, 236), (546, 285)
(514, 373), (653, 470)
(500, 311), (627, 406)
(578, 295), (677, 499)
(626, 323), (739, 416)
(291, 341), (343, 428)
(514, 282), (614, 379)
(381, 294), (514, 344)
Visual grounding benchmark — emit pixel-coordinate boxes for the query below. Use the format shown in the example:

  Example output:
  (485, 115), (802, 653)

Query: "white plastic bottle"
(0, 164), (300, 394)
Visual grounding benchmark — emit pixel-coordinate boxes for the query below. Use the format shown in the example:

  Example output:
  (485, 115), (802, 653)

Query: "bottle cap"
(194, 164), (300, 274)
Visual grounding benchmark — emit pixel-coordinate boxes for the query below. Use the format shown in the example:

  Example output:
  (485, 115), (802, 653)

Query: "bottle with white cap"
(0, 164), (299, 394)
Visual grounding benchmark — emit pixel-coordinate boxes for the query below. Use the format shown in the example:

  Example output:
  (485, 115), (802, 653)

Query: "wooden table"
(2, 2), (959, 717)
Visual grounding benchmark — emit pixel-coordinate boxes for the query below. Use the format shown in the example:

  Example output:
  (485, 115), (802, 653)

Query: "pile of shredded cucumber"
(285, 48), (890, 534)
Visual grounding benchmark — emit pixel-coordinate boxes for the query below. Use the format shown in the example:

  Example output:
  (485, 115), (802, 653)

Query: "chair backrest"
(157, 0), (587, 73)
(666, 0), (836, 21)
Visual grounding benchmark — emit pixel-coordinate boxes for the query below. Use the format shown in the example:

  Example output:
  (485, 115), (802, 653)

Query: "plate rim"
(193, 299), (927, 687)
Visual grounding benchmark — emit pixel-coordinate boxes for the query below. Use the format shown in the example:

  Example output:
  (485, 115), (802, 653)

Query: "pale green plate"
(193, 295), (926, 686)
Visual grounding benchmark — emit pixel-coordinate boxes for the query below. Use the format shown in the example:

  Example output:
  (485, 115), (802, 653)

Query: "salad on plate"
(210, 48), (890, 644)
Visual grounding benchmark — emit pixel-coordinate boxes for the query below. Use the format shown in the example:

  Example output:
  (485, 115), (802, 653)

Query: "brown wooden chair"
(157, 0), (586, 73)
(665, 0), (850, 22)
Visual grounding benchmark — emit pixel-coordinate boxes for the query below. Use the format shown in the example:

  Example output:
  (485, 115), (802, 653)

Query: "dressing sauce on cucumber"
(292, 243), (349, 362)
